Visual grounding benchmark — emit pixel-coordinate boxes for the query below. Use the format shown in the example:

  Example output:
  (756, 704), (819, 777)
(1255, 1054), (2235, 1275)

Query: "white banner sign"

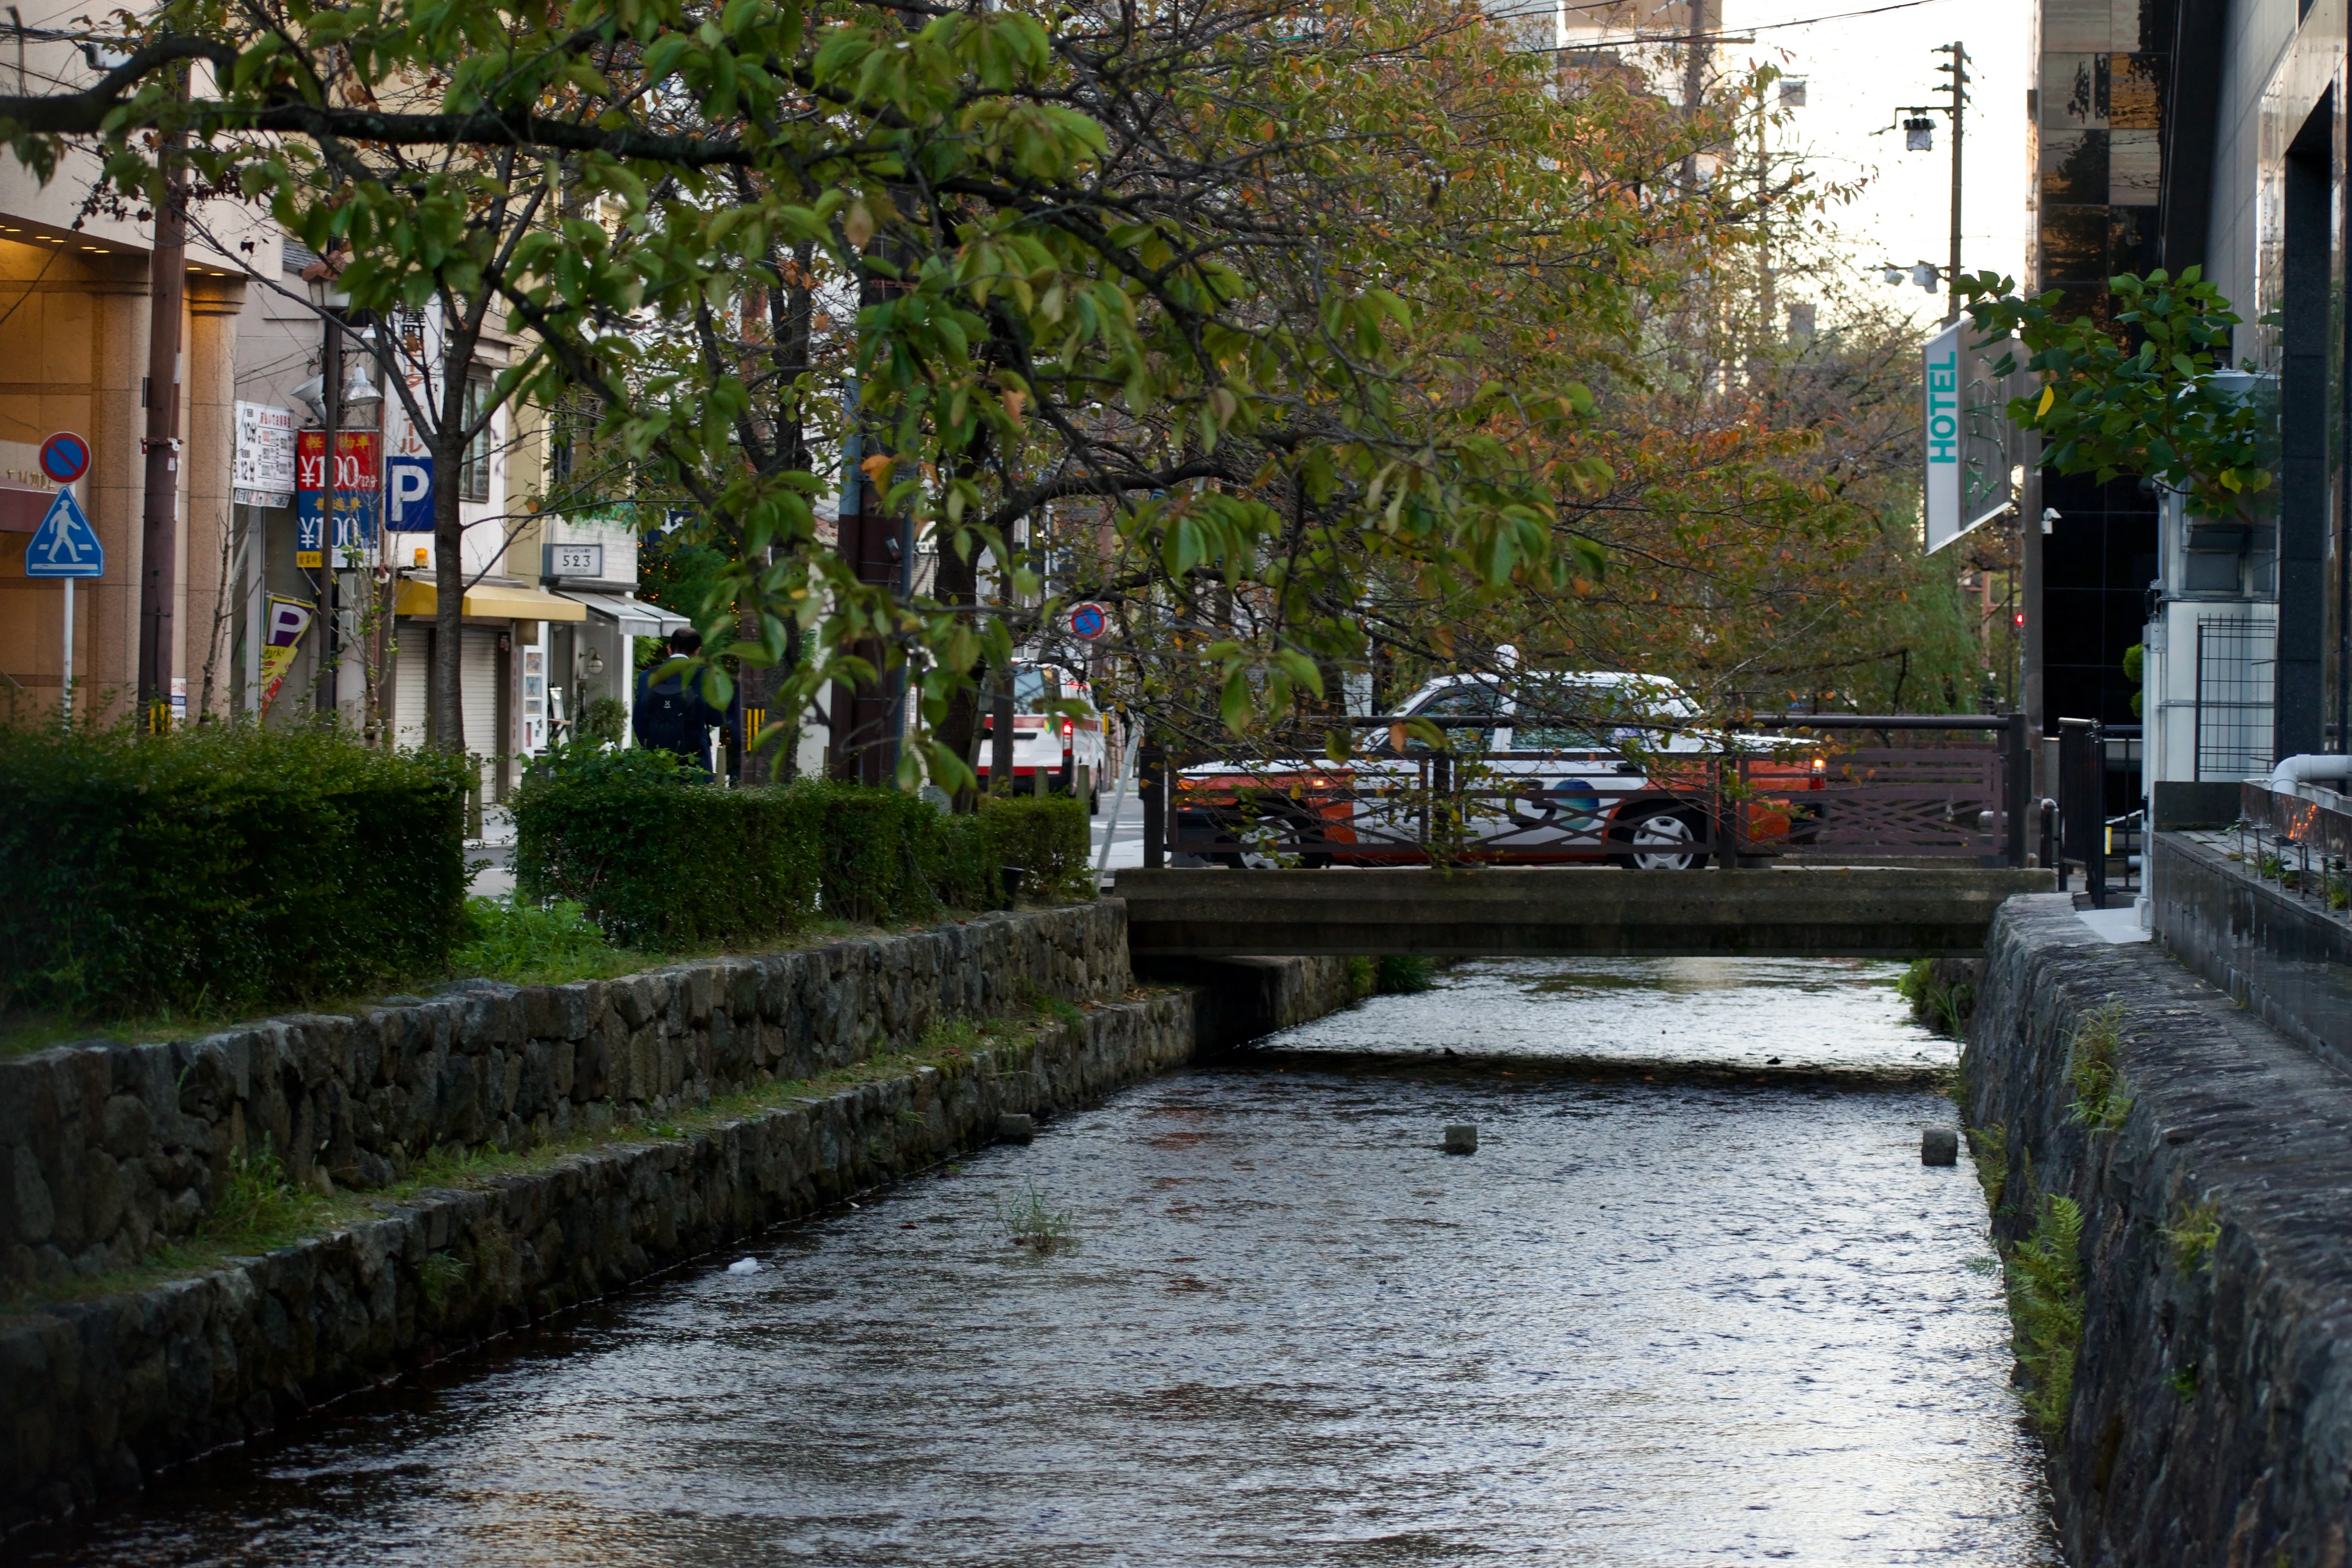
(1923, 321), (1963, 552)
(233, 401), (296, 508)
(1923, 322), (2024, 554)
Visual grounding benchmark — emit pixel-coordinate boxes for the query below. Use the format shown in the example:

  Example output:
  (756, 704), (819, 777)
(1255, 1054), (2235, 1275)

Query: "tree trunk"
(430, 421), (466, 752)
(934, 534), (980, 808)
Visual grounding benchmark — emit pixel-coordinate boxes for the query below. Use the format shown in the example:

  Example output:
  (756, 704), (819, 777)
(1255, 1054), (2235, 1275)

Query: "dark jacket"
(633, 665), (734, 768)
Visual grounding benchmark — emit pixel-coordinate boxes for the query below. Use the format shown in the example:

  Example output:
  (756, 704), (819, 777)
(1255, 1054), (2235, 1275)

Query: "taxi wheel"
(1606, 806), (1708, 870)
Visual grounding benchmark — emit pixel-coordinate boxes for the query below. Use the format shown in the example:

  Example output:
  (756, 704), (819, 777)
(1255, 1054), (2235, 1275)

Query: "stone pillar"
(85, 259), (149, 725)
(183, 277), (244, 720)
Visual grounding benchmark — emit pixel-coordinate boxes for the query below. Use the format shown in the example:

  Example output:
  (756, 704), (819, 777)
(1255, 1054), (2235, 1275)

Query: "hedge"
(0, 723), (469, 1019)
(513, 746), (1093, 949)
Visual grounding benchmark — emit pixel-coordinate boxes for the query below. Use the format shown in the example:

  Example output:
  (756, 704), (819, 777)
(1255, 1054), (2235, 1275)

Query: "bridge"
(1115, 865), (2056, 958)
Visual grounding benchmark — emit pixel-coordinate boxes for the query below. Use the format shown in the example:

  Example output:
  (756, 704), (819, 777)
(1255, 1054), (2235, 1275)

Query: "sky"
(1715, 0), (2036, 327)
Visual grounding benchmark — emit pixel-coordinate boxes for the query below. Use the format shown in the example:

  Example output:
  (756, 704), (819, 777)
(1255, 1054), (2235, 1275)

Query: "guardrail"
(1133, 712), (2030, 869)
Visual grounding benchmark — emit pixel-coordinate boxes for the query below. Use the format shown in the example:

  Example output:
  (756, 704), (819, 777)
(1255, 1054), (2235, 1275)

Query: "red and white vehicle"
(976, 662), (1112, 806)
(1174, 671), (1823, 869)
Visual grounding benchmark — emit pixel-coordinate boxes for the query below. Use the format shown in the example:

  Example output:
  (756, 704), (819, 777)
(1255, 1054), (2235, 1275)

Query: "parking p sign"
(386, 456), (435, 531)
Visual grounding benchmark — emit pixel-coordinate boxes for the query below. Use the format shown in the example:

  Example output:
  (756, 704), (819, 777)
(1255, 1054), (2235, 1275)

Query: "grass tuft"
(1373, 955), (1436, 995)
(2165, 1197), (2221, 1276)
(451, 894), (643, 985)
(2066, 999), (2132, 1132)
(1966, 1122), (2010, 1214)
(994, 1182), (1075, 1255)
(418, 1250), (470, 1309)
(204, 1138), (322, 1248)
(2007, 1193), (2087, 1438)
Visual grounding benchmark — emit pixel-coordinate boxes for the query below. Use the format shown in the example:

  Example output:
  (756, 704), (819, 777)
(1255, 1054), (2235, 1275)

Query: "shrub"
(513, 745), (823, 948)
(580, 698), (628, 746)
(1374, 955), (1438, 994)
(973, 794), (1092, 903)
(513, 760), (1092, 948)
(1898, 956), (1974, 1038)
(0, 722), (466, 1018)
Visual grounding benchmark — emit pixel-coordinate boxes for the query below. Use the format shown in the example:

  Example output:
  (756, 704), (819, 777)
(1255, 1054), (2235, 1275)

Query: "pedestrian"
(632, 628), (734, 771)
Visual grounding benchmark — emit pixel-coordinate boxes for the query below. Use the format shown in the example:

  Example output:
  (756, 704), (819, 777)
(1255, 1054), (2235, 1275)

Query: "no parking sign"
(1068, 602), (1108, 641)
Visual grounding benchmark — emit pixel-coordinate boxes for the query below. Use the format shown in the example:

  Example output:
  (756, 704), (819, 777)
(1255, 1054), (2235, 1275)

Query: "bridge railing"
(1136, 713), (2030, 869)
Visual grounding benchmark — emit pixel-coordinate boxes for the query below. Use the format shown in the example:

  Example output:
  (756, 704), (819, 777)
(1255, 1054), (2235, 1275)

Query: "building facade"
(2032, 0), (2351, 812)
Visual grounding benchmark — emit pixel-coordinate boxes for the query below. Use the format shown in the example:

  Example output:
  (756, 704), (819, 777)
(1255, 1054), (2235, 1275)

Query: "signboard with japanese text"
(296, 430), (380, 567)
(233, 402), (296, 508)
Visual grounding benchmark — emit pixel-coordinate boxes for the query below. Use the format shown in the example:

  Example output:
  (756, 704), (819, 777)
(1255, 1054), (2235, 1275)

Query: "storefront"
(389, 572), (586, 795)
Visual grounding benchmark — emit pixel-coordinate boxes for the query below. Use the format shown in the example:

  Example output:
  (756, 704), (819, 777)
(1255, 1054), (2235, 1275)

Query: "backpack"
(634, 675), (695, 752)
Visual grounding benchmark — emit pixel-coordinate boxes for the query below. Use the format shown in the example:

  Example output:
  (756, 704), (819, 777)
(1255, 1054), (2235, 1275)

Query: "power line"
(1521, 0), (1963, 51)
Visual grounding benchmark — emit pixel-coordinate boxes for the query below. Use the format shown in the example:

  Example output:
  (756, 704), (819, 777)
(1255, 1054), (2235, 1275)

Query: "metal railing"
(2238, 784), (2352, 913)
(1133, 712), (2031, 869)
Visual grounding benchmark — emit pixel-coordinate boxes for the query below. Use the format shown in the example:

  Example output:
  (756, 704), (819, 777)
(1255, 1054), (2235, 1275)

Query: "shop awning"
(394, 574), (588, 622)
(0, 480), (54, 533)
(554, 589), (692, 636)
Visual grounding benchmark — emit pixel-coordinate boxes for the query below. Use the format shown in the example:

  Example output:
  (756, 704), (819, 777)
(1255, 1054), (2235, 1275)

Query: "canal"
(27, 957), (2058, 1566)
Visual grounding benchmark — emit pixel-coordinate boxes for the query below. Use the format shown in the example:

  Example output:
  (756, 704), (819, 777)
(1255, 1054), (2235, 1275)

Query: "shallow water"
(25, 958), (2057, 1567)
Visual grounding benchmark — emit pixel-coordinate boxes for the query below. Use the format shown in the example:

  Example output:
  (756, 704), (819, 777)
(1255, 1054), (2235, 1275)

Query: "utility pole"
(136, 78), (188, 731)
(1888, 42), (1970, 322)
(1680, 0), (1711, 188)
(1935, 41), (1969, 324)
(312, 310), (341, 720)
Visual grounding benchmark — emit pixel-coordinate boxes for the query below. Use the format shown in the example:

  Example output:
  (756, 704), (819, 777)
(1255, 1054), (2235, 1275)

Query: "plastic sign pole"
(60, 578), (71, 730)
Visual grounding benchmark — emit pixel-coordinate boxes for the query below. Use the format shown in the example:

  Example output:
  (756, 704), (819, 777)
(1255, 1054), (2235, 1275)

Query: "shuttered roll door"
(461, 626), (503, 773)
(392, 632), (430, 750)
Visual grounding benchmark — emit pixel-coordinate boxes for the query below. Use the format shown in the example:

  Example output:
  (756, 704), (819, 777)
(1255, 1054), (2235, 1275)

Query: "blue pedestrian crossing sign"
(24, 488), (102, 578)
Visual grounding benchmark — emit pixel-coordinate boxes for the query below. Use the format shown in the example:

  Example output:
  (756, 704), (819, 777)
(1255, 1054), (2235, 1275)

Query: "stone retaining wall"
(0, 990), (1203, 1533)
(2, 905), (1128, 1294)
(1966, 894), (2352, 1566)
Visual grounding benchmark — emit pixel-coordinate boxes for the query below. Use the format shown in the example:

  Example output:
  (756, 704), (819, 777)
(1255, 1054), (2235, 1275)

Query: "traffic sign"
(38, 431), (89, 486)
(24, 488), (102, 577)
(385, 455), (434, 530)
(1069, 602), (1108, 640)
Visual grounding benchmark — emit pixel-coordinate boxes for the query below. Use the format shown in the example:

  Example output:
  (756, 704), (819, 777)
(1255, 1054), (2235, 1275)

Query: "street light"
(341, 360), (383, 426)
(1904, 115), (1935, 151)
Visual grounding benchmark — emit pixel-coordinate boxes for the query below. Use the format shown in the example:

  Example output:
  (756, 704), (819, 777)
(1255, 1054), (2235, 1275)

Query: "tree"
(1957, 266), (2274, 519)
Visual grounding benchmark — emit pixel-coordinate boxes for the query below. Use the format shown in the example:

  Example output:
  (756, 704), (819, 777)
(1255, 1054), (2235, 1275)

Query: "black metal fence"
(2053, 719), (2142, 909)
(1134, 713), (2031, 869)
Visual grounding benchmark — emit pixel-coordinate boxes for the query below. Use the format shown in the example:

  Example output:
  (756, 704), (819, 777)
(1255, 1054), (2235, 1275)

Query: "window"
(1403, 684), (1500, 750)
(550, 416), (575, 488)
(461, 378), (493, 501)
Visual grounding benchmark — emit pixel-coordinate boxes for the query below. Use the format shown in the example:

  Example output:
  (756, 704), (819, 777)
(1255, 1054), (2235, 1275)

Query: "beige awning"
(395, 574), (587, 622)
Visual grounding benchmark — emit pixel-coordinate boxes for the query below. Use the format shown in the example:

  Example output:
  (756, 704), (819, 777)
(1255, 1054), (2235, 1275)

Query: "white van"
(976, 663), (1110, 806)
